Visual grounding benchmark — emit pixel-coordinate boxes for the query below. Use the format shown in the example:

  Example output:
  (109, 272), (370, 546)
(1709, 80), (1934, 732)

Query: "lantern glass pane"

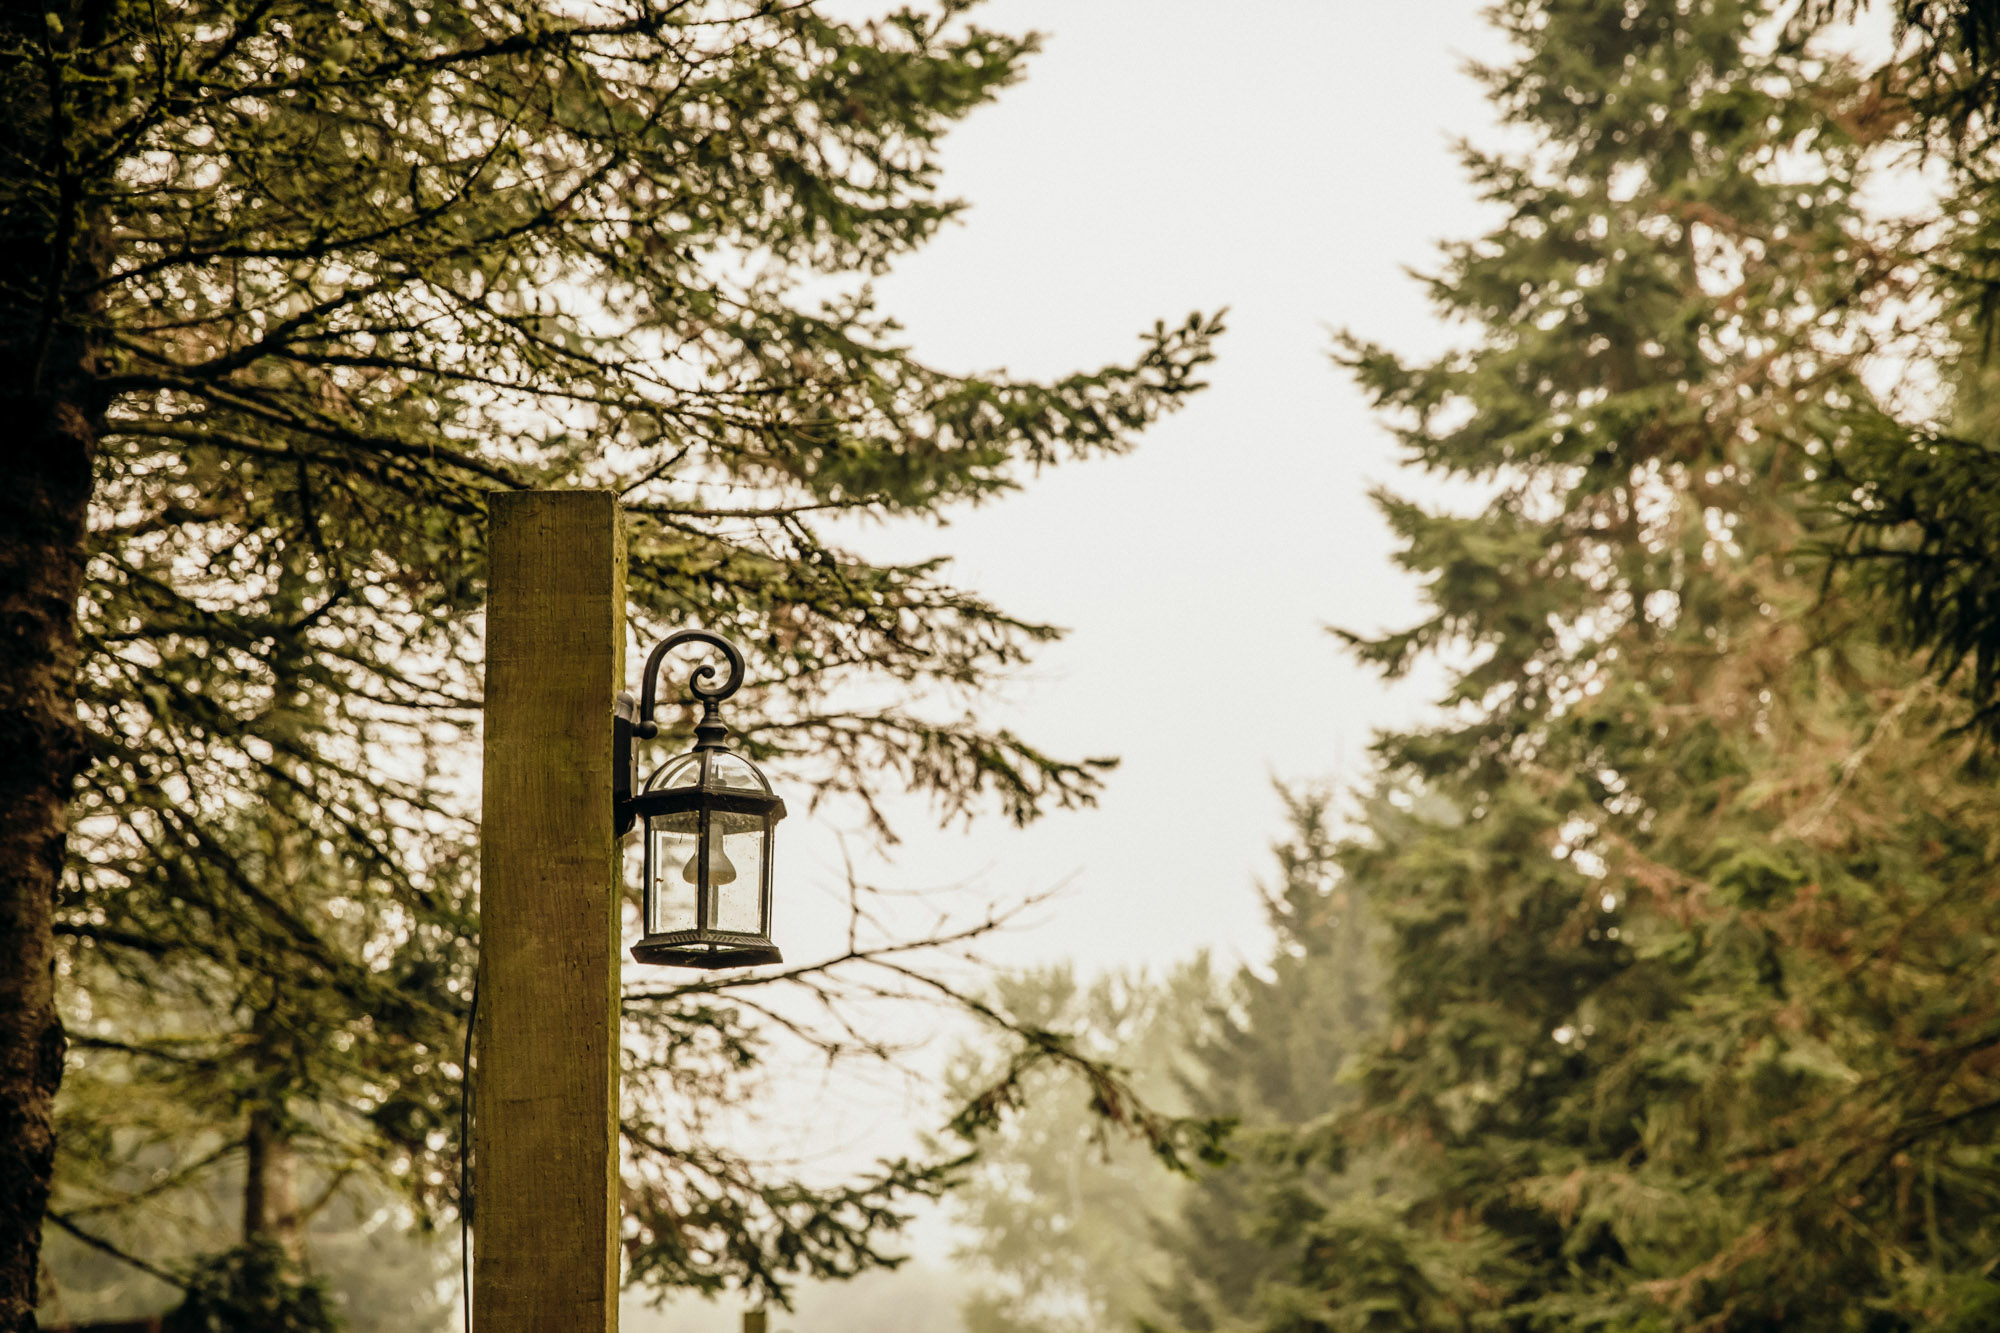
(707, 752), (769, 792)
(648, 809), (701, 934)
(651, 754), (701, 791)
(712, 812), (766, 934)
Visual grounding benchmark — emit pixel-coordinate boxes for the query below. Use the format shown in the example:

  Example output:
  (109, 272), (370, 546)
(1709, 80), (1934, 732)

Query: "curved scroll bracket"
(636, 629), (747, 729)
(615, 629), (748, 837)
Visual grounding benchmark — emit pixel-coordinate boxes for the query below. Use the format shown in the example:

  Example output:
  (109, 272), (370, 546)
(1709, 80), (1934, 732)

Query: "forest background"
(11, 0), (2000, 1330)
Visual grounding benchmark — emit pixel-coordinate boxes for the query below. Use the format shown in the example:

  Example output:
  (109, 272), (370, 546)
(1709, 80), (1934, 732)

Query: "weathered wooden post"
(475, 490), (625, 1332)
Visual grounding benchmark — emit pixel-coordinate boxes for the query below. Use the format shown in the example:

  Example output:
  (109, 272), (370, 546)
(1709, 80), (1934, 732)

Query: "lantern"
(615, 630), (785, 968)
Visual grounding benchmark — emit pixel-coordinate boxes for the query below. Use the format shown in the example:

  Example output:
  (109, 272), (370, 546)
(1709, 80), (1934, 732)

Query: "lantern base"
(630, 940), (784, 969)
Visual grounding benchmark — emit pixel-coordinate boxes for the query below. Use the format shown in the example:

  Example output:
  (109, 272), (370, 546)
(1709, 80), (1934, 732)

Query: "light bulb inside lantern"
(680, 822), (739, 887)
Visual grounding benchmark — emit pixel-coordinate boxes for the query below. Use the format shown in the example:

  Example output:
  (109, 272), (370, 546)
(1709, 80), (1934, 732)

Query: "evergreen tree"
(944, 790), (1379, 1333)
(0, 0), (1218, 1322)
(1216, 1), (2000, 1327)
(1142, 787), (1382, 1333)
(942, 960), (1220, 1333)
(1816, 0), (2000, 734)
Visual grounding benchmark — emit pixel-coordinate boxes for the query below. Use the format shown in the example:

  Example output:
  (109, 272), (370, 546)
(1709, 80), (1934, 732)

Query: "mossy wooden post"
(476, 491), (625, 1332)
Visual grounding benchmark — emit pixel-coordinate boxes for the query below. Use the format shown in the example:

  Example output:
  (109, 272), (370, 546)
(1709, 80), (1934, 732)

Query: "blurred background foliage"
(32, 0), (2000, 1326)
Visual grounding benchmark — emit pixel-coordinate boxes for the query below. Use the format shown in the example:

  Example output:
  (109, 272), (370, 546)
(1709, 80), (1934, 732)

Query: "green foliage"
(1178, 1), (2000, 1329)
(1816, 2), (2000, 729)
(163, 1242), (341, 1333)
(18, 0), (1218, 1312)
(942, 960), (1223, 1333)
(1143, 787), (1384, 1333)
(946, 789), (1383, 1333)
(1824, 418), (2000, 733)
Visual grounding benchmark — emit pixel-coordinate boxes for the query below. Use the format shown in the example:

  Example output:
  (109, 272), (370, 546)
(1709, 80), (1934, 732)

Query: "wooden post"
(742, 1312), (768, 1333)
(475, 491), (625, 1332)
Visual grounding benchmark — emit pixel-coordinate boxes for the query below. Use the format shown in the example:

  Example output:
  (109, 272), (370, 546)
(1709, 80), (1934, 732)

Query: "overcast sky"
(787, 0), (1508, 979)
(630, 3), (1513, 1323)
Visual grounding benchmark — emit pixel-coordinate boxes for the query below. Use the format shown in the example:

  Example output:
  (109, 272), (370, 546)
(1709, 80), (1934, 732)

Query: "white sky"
(628, 2), (1509, 1325)
(785, 0), (1508, 982)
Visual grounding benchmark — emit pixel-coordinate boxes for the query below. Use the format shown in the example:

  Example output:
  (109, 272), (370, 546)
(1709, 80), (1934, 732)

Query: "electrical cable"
(460, 969), (479, 1333)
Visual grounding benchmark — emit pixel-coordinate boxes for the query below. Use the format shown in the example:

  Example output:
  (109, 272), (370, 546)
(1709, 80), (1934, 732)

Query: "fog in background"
(628, 2), (1505, 1327)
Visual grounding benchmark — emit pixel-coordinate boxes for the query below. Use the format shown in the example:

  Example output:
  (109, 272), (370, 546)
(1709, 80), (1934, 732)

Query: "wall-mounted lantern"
(615, 630), (785, 968)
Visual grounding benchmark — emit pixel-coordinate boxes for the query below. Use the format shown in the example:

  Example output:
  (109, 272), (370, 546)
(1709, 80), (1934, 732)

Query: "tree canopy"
(1141, 787), (1382, 1333)
(35, 0), (2000, 1328)
(942, 958), (1220, 1333)
(1165, 0), (2000, 1326)
(0, 0), (1219, 1323)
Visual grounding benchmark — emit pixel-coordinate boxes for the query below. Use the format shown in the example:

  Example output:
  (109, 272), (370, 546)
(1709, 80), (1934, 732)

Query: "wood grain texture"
(476, 491), (625, 1333)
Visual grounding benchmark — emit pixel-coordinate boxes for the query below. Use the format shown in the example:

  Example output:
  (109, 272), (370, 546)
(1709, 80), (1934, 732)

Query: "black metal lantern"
(615, 630), (785, 968)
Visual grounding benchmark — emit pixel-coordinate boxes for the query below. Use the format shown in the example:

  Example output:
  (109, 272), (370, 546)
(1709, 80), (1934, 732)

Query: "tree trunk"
(240, 571), (314, 1264)
(243, 1106), (305, 1258)
(0, 344), (95, 1333)
(0, 0), (111, 1324)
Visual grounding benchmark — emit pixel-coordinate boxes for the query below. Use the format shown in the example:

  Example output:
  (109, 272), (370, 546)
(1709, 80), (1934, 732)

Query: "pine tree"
(941, 960), (1220, 1333)
(1816, 0), (2000, 735)
(1285, 1), (2000, 1327)
(1142, 787), (1382, 1333)
(0, 0), (1219, 1321)
(941, 790), (1376, 1333)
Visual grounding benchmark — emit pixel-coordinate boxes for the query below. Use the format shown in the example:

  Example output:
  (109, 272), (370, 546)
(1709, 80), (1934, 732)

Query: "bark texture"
(0, 0), (109, 1324)
(243, 1106), (304, 1257)
(0, 344), (94, 1333)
